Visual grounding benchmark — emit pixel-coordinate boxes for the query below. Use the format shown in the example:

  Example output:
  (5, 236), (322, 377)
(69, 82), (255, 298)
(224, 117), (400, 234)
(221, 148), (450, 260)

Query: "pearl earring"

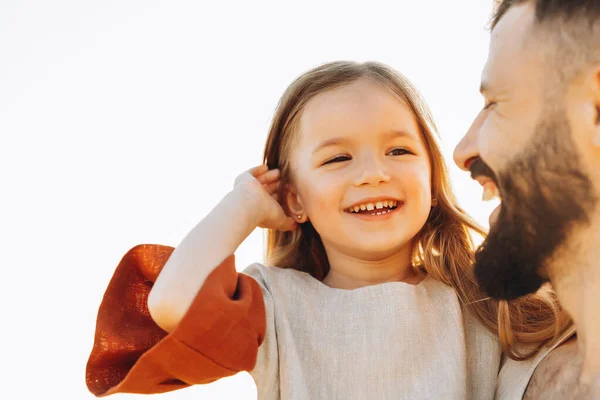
(296, 215), (302, 220)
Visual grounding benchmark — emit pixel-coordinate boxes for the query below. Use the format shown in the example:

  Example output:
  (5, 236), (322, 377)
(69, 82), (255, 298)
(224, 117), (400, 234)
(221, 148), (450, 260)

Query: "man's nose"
(454, 118), (481, 171)
(354, 156), (391, 186)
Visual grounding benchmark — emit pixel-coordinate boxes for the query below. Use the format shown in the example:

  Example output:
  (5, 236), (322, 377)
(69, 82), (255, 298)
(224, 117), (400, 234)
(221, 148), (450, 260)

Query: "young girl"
(86, 62), (573, 399)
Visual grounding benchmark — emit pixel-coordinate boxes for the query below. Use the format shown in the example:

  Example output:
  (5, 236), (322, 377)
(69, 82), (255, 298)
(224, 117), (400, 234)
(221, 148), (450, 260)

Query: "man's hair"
(492, 0), (600, 29)
(491, 0), (600, 83)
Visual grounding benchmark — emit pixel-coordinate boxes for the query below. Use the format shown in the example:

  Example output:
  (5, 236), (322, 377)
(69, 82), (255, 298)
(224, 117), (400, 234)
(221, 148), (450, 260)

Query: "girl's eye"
(388, 148), (411, 156)
(323, 155), (351, 165)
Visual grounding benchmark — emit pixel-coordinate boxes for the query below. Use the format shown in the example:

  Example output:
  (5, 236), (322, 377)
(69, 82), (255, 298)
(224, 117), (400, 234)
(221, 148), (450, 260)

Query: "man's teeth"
(482, 183), (500, 202)
(349, 200), (398, 213)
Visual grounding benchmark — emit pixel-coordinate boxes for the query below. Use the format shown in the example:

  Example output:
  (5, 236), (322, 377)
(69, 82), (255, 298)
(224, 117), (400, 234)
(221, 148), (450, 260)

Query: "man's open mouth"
(482, 181), (501, 202)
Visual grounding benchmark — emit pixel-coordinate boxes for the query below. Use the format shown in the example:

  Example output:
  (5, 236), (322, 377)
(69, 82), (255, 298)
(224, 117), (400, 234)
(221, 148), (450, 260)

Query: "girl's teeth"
(347, 200), (400, 213)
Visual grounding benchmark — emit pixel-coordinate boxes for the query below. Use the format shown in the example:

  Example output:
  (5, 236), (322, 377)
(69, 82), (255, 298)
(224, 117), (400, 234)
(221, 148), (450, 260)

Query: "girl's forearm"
(147, 190), (260, 332)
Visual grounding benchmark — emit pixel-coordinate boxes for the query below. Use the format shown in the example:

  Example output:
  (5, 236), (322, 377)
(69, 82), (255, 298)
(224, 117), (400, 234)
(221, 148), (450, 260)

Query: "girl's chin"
(338, 236), (413, 258)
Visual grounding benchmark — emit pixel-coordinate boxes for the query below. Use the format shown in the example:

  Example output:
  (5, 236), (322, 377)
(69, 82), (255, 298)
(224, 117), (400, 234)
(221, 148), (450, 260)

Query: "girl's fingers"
(236, 165), (279, 188)
(236, 165), (267, 187)
(278, 216), (297, 232)
(263, 181), (279, 194)
(256, 168), (280, 184)
(248, 164), (269, 177)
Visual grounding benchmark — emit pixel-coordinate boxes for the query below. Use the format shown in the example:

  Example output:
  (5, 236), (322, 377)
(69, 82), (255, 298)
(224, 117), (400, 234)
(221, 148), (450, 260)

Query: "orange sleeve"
(85, 244), (267, 397)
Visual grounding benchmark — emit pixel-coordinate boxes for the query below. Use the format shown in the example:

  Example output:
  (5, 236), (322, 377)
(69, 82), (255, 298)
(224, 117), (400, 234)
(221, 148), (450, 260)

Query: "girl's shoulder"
(242, 263), (316, 292)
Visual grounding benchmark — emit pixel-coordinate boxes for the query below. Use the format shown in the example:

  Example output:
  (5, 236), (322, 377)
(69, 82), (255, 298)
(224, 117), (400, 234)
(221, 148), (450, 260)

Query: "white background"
(0, 1), (499, 399)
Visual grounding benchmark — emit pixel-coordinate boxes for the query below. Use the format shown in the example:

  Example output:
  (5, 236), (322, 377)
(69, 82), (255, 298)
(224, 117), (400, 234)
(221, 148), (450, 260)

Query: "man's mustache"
(469, 157), (498, 183)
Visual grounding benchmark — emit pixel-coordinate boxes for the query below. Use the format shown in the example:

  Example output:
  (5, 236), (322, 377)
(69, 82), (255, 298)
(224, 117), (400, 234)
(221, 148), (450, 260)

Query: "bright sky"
(1, 1), (501, 399)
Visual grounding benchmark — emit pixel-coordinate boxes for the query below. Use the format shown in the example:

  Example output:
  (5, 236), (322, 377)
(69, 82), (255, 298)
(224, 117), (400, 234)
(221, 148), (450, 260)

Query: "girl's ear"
(284, 184), (308, 223)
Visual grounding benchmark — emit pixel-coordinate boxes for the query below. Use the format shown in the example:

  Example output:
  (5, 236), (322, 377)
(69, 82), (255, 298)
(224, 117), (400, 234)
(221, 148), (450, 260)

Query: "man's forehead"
(482, 2), (537, 91)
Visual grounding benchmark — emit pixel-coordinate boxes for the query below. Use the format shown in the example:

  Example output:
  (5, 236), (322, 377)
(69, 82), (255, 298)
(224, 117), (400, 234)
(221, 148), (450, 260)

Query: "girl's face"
(287, 78), (433, 261)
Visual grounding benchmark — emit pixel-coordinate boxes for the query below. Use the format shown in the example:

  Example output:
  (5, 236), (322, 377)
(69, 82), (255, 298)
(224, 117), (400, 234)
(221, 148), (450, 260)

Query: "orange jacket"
(85, 244), (266, 397)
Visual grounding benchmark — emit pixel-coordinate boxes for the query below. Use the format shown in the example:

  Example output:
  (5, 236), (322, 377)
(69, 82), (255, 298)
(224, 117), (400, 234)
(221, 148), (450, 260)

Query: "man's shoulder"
(524, 336), (581, 399)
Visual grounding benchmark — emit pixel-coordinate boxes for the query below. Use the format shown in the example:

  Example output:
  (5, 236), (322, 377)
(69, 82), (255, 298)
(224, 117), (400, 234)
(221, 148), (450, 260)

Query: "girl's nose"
(353, 156), (391, 187)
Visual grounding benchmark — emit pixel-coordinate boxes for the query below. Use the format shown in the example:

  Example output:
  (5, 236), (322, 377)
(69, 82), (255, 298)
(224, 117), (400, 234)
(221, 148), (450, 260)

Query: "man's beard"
(472, 109), (596, 301)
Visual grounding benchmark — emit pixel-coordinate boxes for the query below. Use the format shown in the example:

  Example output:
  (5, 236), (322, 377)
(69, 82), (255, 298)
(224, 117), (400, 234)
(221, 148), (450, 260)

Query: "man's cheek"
(478, 139), (506, 174)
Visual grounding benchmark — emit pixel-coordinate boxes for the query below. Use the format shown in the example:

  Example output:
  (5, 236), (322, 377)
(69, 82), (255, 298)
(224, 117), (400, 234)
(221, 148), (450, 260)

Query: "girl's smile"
(344, 198), (404, 221)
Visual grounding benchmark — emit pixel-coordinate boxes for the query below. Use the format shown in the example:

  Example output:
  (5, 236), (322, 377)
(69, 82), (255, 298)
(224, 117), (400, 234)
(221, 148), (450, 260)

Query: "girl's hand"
(233, 165), (297, 231)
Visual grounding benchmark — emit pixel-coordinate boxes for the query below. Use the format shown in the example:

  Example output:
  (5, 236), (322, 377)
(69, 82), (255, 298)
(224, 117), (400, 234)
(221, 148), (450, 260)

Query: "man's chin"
(474, 257), (545, 300)
(474, 212), (546, 300)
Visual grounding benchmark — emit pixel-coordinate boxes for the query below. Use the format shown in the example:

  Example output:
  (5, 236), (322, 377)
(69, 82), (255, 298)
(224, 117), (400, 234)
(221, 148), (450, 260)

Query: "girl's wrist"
(224, 187), (264, 229)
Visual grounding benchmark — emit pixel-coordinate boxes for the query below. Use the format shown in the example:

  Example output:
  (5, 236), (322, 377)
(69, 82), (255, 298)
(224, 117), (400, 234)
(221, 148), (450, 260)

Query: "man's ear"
(591, 68), (600, 147)
(594, 106), (600, 147)
(284, 184), (308, 223)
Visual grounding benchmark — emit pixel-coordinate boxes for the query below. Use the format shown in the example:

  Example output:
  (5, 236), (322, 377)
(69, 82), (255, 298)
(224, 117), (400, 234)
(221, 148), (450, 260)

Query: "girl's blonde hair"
(262, 61), (572, 360)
